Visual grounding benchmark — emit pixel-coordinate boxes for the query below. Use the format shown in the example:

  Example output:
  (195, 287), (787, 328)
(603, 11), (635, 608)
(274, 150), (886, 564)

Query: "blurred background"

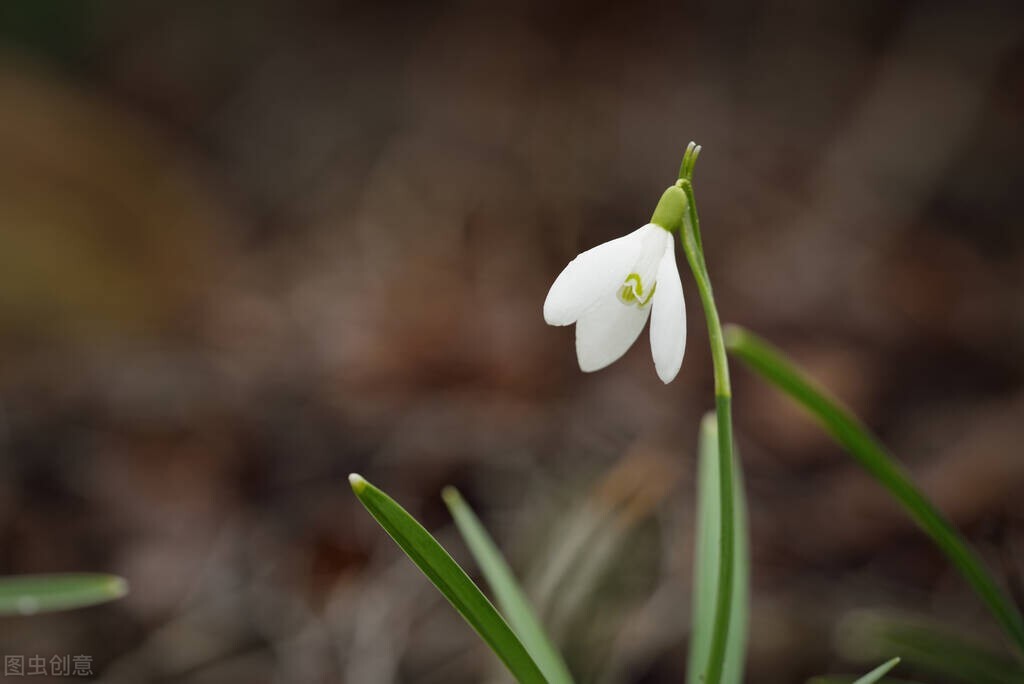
(1, 1), (1023, 682)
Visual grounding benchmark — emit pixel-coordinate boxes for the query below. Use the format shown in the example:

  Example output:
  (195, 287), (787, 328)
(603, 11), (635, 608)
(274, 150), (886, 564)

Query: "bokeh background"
(1, 1), (1023, 682)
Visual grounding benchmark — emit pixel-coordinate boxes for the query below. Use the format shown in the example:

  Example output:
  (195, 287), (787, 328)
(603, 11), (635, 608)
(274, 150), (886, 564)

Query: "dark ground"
(1, 1), (1023, 682)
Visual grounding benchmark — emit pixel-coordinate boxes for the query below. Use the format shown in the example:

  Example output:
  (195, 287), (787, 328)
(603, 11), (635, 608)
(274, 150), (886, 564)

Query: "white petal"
(543, 228), (645, 326)
(649, 242), (686, 383)
(575, 292), (651, 372)
(630, 224), (673, 285)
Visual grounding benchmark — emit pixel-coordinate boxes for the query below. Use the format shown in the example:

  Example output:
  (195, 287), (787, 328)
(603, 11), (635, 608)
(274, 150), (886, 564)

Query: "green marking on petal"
(618, 273), (657, 308)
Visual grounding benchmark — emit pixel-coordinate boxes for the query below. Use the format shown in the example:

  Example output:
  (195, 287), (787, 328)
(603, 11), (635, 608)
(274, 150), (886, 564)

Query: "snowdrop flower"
(544, 185), (688, 383)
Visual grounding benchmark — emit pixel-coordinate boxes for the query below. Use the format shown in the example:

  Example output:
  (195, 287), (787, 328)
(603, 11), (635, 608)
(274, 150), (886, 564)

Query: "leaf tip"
(722, 324), (745, 350)
(700, 410), (718, 436)
(879, 656), (900, 672)
(349, 473), (368, 495)
(108, 575), (129, 599)
(441, 486), (462, 507)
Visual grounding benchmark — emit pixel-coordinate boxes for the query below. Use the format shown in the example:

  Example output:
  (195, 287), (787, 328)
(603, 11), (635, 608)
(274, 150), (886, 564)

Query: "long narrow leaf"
(808, 678), (919, 684)
(0, 573), (127, 615)
(808, 658), (914, 684)
(838, 611), (1024, 684)
(442, 487), (574, 684)
(851, 657), (901, 684)
(688, 412), (750, 684)
(349, 474), (547, 684)
(724, 325), (1024, 656)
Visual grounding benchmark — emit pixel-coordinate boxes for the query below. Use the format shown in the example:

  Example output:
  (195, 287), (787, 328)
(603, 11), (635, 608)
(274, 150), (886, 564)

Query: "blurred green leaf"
(0, 573), (127, 615)
(809, 674), (920, 684)
(348, 474), (547, 684)
(0, 1), (93, 66)
(688, 412), (749, 684)
(838, 611), (1024, 684)
(724, 325), (1024, 657)
(850, 657), (901, 684)
(521, 451), (678, 683)
(443, 486), (574, 684)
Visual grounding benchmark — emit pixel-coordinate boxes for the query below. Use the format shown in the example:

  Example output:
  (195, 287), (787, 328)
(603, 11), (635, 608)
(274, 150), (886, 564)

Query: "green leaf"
(850, 657), (901, 684)
(349, 474), (548, 684)
(688, 412), (749, 684)
(838, 611), (1024, 684)
(0, 573), (128, 615)
(442, 487), (574, 684)
(724, 325), (1024, 657)
(808, 678), (920, 684)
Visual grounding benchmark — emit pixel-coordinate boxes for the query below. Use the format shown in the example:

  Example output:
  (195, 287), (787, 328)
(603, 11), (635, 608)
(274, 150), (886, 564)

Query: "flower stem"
(677, 144), (736, 684)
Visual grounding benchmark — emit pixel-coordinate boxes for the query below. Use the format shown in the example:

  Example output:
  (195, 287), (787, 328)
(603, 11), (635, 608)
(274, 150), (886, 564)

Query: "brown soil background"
(1, 2), (1022, 682)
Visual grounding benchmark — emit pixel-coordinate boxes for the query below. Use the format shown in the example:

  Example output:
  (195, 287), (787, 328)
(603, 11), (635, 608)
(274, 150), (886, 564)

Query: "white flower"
(544, 222), (686, 383)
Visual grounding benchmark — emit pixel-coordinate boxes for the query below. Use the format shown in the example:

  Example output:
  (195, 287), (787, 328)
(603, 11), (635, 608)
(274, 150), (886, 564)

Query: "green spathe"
(650, 184), (687, 233)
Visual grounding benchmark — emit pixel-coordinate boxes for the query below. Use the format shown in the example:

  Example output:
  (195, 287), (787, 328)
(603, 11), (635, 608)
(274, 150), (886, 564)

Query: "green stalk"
(676, 143), (737, 684)
(724, 326), (1024, 657)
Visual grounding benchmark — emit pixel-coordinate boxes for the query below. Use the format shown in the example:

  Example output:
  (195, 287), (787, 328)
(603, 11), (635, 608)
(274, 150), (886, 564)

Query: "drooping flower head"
(544, 185), (688, 383)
